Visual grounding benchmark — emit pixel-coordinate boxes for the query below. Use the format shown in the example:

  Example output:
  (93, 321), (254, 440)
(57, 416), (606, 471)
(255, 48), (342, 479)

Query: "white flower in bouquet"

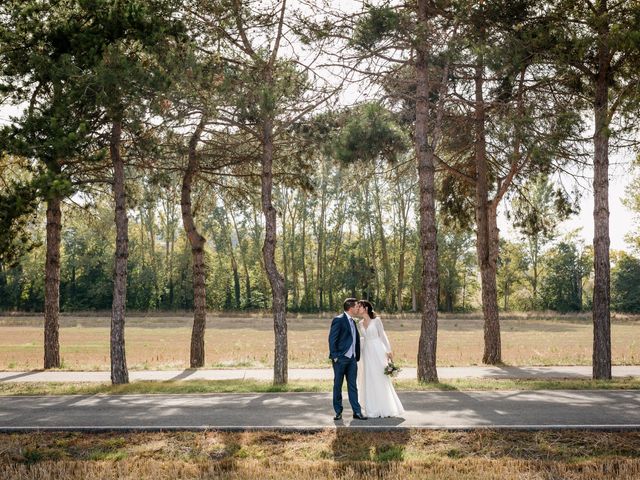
(383, 361), (400, 377)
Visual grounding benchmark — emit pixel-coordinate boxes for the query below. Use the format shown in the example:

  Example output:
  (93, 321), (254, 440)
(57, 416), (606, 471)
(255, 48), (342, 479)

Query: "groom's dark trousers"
(332, 355), (360, 415)
(329, 312), (362, 416)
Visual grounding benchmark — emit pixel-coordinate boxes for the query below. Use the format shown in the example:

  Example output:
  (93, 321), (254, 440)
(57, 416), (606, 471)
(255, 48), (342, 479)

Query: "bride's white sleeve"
(377, 318), (392, 353)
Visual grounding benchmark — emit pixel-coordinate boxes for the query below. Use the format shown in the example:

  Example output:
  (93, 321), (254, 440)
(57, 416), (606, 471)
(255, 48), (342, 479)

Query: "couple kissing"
(328, 297), (404, 421)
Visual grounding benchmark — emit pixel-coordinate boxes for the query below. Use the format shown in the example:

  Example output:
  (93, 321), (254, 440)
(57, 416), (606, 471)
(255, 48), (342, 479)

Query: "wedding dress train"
(357, 317), (405, 418)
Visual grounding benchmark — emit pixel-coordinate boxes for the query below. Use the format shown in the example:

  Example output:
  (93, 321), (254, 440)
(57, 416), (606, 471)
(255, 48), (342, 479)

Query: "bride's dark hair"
(358, 300), (377, 319)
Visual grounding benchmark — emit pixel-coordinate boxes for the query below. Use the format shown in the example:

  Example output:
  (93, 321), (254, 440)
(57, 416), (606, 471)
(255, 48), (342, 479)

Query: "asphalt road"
(1, 390), (639, 431)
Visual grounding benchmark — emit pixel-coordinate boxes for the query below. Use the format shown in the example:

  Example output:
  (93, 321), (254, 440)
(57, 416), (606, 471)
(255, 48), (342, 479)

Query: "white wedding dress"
(357, 317), (405, 418)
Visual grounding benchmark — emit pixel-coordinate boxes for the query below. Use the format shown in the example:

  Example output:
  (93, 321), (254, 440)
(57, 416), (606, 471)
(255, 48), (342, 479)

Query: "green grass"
(0, 377), (638, 396)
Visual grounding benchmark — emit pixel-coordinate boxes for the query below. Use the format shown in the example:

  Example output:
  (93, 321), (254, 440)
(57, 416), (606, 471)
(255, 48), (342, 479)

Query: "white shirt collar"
(344, 311), (352, 321)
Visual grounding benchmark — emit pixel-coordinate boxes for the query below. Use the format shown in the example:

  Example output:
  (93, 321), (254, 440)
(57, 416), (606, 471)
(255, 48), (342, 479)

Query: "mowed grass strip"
(1, 377), (639, 396)
(1, 430), (640, 479)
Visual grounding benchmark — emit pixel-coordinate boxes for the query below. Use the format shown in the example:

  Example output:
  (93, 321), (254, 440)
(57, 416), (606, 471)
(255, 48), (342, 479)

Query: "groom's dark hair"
(343, 298), (357, 311)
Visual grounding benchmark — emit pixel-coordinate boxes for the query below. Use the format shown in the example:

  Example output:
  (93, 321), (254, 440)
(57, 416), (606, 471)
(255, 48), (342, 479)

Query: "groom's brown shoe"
(353, 413), (368, 420)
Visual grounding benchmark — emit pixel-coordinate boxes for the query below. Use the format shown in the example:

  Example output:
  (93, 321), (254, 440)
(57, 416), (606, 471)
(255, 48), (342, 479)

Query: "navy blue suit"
(328, 312), (362, 416)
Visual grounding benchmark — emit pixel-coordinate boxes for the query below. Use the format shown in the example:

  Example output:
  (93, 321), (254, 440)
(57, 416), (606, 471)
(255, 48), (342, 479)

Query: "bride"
(356, 300), (405, 418)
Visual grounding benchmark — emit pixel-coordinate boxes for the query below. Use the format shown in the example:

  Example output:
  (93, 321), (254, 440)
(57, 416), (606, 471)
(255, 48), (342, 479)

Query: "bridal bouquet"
(384, 361), (400, 377)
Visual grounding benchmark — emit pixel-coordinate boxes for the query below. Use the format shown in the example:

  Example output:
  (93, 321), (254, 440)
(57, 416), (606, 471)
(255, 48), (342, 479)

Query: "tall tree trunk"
(462, 267), (467, 310)
(415, 5), (438, 382)
(316, 166), (326, 310)
(44, 195), (61, 369)
(362, 185), (379, 302)
(503, 276), (509, 311)
(373, 174), (393, 310)
(396, 184), (409, 312)
(396, 246), (406, 311)
(169, 234), (175, 308)
(110, 120), (129, 385)
(229, 210), (251, 307)
(474, 61), (502, 365)
(412, 238), (422, 313)
(592, 6), (612, 379)
(281, 190), (289, 308)
(289, 196), (299, 309)
(251, 206), (268, 293)
(144, 200), (159, 308)
(531, 236), (539, 309)
(327, 199), (346, 310)
(181, 117), (207, 368)
(261, 115), (287, 384)
(300, 192), (309, 309)
(229, 243), (241, 309)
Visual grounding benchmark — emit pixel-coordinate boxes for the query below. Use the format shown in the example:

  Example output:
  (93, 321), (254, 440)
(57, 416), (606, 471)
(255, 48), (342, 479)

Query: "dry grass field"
(1, 312), (639, 371)
(1, 430), (640, 480)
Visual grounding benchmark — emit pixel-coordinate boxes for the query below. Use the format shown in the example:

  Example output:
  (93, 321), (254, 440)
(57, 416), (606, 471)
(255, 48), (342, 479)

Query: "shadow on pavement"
(477, 366), (589, 379)
(0, 371), (43, 382)
(168, 369), (198, 381)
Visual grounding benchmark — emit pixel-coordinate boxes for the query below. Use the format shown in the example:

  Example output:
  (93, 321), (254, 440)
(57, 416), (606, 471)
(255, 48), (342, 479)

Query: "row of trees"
(1, 0), (639, 384)
(4, 178), (640, 315)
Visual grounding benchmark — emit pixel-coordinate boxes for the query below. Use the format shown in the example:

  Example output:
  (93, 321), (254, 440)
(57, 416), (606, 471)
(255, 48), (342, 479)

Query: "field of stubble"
(1, 312), (639, 371)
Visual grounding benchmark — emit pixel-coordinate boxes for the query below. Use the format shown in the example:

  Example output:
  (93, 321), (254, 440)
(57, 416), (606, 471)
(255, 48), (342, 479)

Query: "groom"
(328, 298), (367, 420)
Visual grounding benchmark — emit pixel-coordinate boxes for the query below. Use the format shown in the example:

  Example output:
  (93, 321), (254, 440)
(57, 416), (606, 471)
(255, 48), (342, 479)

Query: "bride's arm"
(377, 318), (393, 358)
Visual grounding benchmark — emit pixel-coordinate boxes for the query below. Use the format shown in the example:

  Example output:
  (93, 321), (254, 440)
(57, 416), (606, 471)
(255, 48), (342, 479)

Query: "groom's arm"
(328, 317), (341, 361)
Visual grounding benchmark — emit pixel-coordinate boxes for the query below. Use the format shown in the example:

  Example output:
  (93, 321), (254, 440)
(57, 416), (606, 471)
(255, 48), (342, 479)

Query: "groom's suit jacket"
(328, 312), (361, 362)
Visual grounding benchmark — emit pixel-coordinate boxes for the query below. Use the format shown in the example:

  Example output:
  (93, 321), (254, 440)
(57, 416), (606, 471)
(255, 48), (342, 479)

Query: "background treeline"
(3, 164), (640, 314)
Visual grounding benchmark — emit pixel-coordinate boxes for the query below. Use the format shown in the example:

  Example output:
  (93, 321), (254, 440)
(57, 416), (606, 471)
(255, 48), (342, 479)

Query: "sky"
(498, 155), (638, 252)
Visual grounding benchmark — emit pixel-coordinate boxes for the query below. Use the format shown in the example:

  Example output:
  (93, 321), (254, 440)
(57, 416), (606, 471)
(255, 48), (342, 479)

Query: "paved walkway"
(1, 366), (639, 383)
(1, 390), (639, 431)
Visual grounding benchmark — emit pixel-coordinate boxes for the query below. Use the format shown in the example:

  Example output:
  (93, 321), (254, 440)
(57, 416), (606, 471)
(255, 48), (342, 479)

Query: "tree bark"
(395, 178), (409, 312)
(261, 114), (288, 384)
(281, 189), (289, 306)
(327, 199), (347, 310)
(181, 117), (208, 368)
(300, 192), (310, 309)
(473, 60), (502, 365)
(289, 194), (299, 309)
(373, 174), (393, 310)
(316, 164), (327, 310)
(44, 195), (61, 369)
(110, 120), (129, 385)
(531, 236), (539, 309)
(362, 185), (379, 301)
(230, 248), (241, 308)
(251, 205), (268, 293)
(592, 2), (612, 379)
(229, 210), (251, 307)
(415, 2), (439, 383)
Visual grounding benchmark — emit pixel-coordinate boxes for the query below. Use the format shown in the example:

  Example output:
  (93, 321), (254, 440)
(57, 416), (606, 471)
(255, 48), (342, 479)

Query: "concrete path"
(1, 366), (639, 383)
(1, 390), (640, 431)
